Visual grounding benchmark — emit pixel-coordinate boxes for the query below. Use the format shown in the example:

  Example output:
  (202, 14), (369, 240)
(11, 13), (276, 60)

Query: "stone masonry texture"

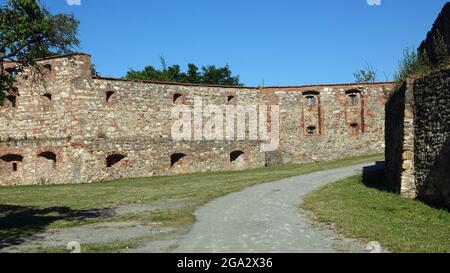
(419, 2), (450, 66)
(385, 3), (450, 209)
(385, 69), (450, 209)
(414, 69), (450, 208)
(385, 79), (416, 198)
(0, 54), (392, 185)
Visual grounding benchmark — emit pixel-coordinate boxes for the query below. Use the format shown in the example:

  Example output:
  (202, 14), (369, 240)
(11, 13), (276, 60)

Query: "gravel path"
(175, 162), (381, 253)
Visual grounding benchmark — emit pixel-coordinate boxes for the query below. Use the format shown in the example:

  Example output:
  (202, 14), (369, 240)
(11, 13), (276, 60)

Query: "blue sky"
(42, 0), (448, 86)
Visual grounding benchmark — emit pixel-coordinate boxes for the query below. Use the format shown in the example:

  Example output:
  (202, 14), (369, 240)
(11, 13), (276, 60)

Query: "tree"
(126, 57), (243, 86)
(202, 65), (241, 86)
(354, 62), (377, 83)
(393, 47), (433, 83)
(0, 0), (80, 101)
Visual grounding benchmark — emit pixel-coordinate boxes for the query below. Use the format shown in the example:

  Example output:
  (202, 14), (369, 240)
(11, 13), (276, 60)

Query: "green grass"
(302, 170), (450, 253)
(0, 153), (383, 253)
(29, 231), (179, 253)
(0, 153), (383, 210)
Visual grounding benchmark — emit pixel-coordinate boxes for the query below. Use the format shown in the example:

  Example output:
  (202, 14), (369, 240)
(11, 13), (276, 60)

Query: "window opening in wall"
(173, 93), (183, 104)
(230, 150), (244, 162)
(307, 126), (317, 135)
(350, 123), (360, 134)
(1, 154), (23, 172)
(44, 64), (52, 73)
(38, 151), (57, 163)
(43, 93), (52, 101)
(106, 154), (126, 168)
(305, 96), (315, 107)
(348, 94), (358, 105)
(6, 68), (16, 79)
(227, 95), (235, 104)
(171, 153), (186, 167)
(5, 95), (16, 107)
(106, 91), (115, 103)
(1, 154), (23, 162)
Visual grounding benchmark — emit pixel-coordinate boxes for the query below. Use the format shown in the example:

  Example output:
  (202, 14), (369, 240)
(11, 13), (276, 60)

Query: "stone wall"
(385, 69), (450, 209)
(385, 79), (416, 197)
(0, 54), (391, 185)
(419, 3), (450, 66)
(413, 68), (450, 208)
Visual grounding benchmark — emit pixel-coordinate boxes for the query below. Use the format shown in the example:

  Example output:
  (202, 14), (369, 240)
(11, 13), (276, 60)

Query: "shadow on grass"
(0, 205), (113, 251)
(362, 161), (392, 192)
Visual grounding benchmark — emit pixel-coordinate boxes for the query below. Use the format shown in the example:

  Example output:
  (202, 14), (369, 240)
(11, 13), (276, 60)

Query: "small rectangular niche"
(307, 126), (317, 135)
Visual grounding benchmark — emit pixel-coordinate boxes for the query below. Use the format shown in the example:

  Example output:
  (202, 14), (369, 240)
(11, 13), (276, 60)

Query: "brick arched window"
(106, 154), (126, 168)
(42, 93), (52, 101)
(38, 151), (56, 161)
(1, 154), (23, 173)
(230, 150), (245, 162)
(106, 91), (115, 103)
(44, 64), (52, 74)
(38, 151), (57, 168)
(4, 95), (17, 108)
(305, 95), (315, 107)
(6, 68), (17, 79)
(227, 95), (236, 104)
(346, 90), (361, 106)
(171, 153), (186, 167)
(303, 91), (319, 107)
(173, 93), (184, 104)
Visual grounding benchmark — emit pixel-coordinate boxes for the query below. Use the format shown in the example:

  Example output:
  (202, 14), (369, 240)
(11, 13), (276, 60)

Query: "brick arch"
(106, 152), (127, 168)
(3, 93), (17, 108)
(172, 91), (188, 104)
(230, 150), (245, 162)
(106, 91), (116, 103)
(38, 151), (57, 162)
(0, 154), (23, 162)
(42, 93), (52, 101)
(0, 153), (24, 176)
(171, 153), (186, 167)
(36, 147), (61, 156)
(35, 148), (61, 171)
(225, 92), (237, 105)
(345, 89), (362, 104)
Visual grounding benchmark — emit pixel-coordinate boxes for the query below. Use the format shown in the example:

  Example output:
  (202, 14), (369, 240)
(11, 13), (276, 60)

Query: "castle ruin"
(0, 54), (392, 185)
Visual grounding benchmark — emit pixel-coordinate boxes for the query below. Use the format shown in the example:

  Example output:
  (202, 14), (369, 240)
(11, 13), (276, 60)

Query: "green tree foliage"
(126, 57), (243, 86)
(393, 31), (449, 84)
(354, 62), (377, 83)
(0, 0), (80, 101)
(393, 46), (445, 83)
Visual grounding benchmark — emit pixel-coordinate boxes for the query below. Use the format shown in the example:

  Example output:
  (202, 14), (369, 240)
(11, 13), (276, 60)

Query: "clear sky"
(40, 0), (448, 86)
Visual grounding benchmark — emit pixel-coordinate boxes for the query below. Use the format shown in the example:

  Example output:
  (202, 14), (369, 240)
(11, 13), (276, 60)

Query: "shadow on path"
(362, 161), (391, 192)
(0, 205), (113, 250)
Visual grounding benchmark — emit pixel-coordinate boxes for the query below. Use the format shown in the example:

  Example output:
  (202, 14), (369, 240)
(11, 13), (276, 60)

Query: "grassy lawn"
(302, 169), (450, 253)
(0, 153), (383, 252)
